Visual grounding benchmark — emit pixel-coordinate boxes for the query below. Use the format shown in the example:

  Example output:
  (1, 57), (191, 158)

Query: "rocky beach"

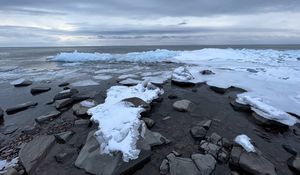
(0, 47), (300, 175)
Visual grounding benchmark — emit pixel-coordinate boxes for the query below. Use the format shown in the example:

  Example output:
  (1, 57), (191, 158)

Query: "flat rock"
(55, 98), (73, 109)
(190, 126), (207, 140)
(198, 120), (212, 130)
(144, 128), (171, 147)
(209, 86), (227, 94)
(142, 117), (155, 128)
(173, 100), (191, 112)
(191, 154), (216, 175)
(19, 135), (55, 174)
(252, 112), (287, 128)
(35, 111), (61, 123)
(71, 92), (96, 101)
(230, 99), (251, 112)
(0, 124), (18, 135)
(10, 78), (32, 87)
(54, 131), (74, 143)
(239, 152), (277, 175)
(167, 153), (200, 175)
(6, 101), (37, 115)
(72, 100), (96, 117)
(199, 142), (221, 158)
(287, 156), (300, 173)
(119, 78), (142, 86)
(58, 82), (69, 87)
(74, 119), (91, 127)
(30, 87), (51, 95)
(54, 89), (78, 100)
(122, 97), (151, 112)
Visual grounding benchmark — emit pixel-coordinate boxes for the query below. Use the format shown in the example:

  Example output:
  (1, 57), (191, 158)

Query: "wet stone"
(1, 124), (18, 135)
(142, 117), (155, 128)
(30, 87), (51, 95)
(35, 111), (61, 123)
(287, 156), (300, 173)
(173, 100), (191, 112)
(198, 120), (212, 130)
(58, 82), (69, 87)
(191, 153), (216, 175)
(54, 89), (78, 100)
(55, 98), (73, 109)
(0, 107), (3, 122)
(168, 94), (178, 99)
(6, 101), (38, 115)
(282, 144), (298, 156)
(209, 86), (227, 94)
(209, 132), (222, 144)
(190, 126), (207, 140)
(54, 131), (74, 143)
(200, 69), (215, 75)
(74, 119), (91, 127)
(200, 142), (221, 158)
(11, 79), (32, 87)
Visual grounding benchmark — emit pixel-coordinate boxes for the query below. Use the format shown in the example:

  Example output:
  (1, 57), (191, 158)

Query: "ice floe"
(87, 82), (163, 161)
(234, 135), (256, 152)
(71, 80), (99, 87)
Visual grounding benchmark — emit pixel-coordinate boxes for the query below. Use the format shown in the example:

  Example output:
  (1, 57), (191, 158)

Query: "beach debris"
(10, 78), (32, 87)
(6, 101), (37, 115)
(173, 99), (191, 112)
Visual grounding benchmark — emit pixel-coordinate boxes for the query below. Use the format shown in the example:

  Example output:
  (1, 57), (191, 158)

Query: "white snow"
(71, 79), (99, 87)
(172, 66), (194, 82)
(234, 135), (256, 152)
(0, 157), (19, 173)
(80, 100), (96, 108)
(88, 82), (163, 162)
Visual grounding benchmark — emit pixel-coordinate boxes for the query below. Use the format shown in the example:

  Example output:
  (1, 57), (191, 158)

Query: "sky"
(0, 0), (300, 46)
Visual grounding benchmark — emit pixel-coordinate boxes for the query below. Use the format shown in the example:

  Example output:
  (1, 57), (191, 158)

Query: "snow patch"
(234, 135), (256, 152)
(0, 157), (19, 173)
(80, 100), (96, 108)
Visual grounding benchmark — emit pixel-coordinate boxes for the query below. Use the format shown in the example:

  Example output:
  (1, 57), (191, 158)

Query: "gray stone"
(54, 89), (78, 100)
(190, 126), (207, 140)
(55, 98), (73, 109)
(35, 111), (61, 123)
(30, 87), (51, 94)
(58, 82), (69, 87)
(74, 119), (91, 127)
(221, 138), (232, 149)
(144, 128), (171, 147)
(4, 168), (18, 175)
(200, 70), (215, 75)
(287, 156), (300, 173)
(282, 144), (298, 156)
(11, 79), (32, 87)
(210, 132), (222, 144)
(198, 120), (212, 130)
(72, 100), (96, 117)
(22, 124), (40, 134)
(209, 86), (227, 94)
(0, 107), (3, 122)
(230, 146), (243, 165)
(217, 149), (229, 163)
(6, 101), (37, 115)
(122, 97), (150, 112)
(191, 153), (216, 175)
(1, 124), (18, 135)
(19, 135), (55, 174)
(54, 149), (76, 164)
(160, 159), (169, 175)
(230, 99), (251, 112)
(142, 117), (155, 128)
(54, 131), (74, 143)
(173, 100), (191, 112)
(71, 93), (96, 102)
(167, 153), (200, 175)
(239, 152), (277, 175)
(200, 142), (221, 158)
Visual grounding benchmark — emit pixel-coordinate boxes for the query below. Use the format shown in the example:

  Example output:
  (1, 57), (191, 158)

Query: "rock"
(122, 97), (150, 112)
(71, 93), (95, 101)
(190, 126), (207, 140)
(210, 86), (227, 94)
(54, 131), (74, 143)
(287, 156), (300, 173)
(119, 78), (142, 86)
(72, 100), (96, 117)
(191, 154), (216, 175)
(4, 168), (18, 175)
(55, 152), (68, 163)
(1, 124), (18, 135)
(10, 78), (32, 87)
(198, 120), (212, 130)
(230, 99), (251, 112)
(55, 98), (73, 109)
(252, 112), (287, 128)
(217, 149), (229, 163)
(19, 135), (55, 174)
(247, 68), (258, 73)
(200, 142), (221, 158)
(144, 128), (171, 147)
(230, 146), (243, 165)
(282, 144), (298, 156)
(209, 132), (222, 144)
(58, 82), (69, 87)
(0, 133), (7, 147)
(173, 100), (191, 112)
(221, 138), (232, 149)
(6, 101), (37, 115)
(200, 70), (215, 75)
(54, 89), (78, 100)
(168, 94), (178, 99)
(22, 124), (40, 134)
(74, 119), (91, 127)
(160, 159), (169, 175)
(167, 153), (200, 175)
(0, 107), (3, 122)
(75, 130), (151, 175)
(239, 152), (277, 175)
(142, 117), (155, 128)
(30, 87), (51, 95)
(35, 111), (61, 123)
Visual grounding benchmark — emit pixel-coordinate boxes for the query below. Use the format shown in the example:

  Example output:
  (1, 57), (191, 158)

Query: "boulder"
(142, 117), (155, 128)
(30, 87), (51, 95)
(190, 126), (207, 140)
(35, 111), (61, 123)
(239, 152), (277, 175)
(75, 130), (151, 175)
(173, 100), (191, 112)
(6, 101), (37, 115)
(167, 153), (200, 175)
(54, 89), (78, 100)
(10, 78), (32, 87)
(200, 70), (215, 75)
(55, 98), (73, 109)
(54, 131), (74, 143)
(209, 132), (222, 144)
(19, 135), (55, 174)
(199, 142), (221, 158)
(122, 97), (150, 112)
(191, 154), (216, 175)
(287, 156), (300, 173)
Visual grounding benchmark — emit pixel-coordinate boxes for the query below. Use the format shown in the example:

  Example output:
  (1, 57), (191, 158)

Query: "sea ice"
(71, 79), (99, 87)
(234, 135), (256, 152)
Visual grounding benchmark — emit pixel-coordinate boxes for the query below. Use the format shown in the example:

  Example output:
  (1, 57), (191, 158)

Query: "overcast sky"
(0, 0), (300, 46)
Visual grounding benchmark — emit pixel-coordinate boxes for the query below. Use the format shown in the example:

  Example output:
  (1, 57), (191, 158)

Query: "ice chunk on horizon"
(234, 134), (256, 152)
(88, 82), (163, 161)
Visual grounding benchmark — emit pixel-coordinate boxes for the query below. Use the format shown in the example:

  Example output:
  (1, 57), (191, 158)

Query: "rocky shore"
(1, 68), (300, 175)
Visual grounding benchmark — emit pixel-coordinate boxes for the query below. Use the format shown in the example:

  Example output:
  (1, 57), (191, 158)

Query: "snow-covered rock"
(234, 134), (256, 152)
